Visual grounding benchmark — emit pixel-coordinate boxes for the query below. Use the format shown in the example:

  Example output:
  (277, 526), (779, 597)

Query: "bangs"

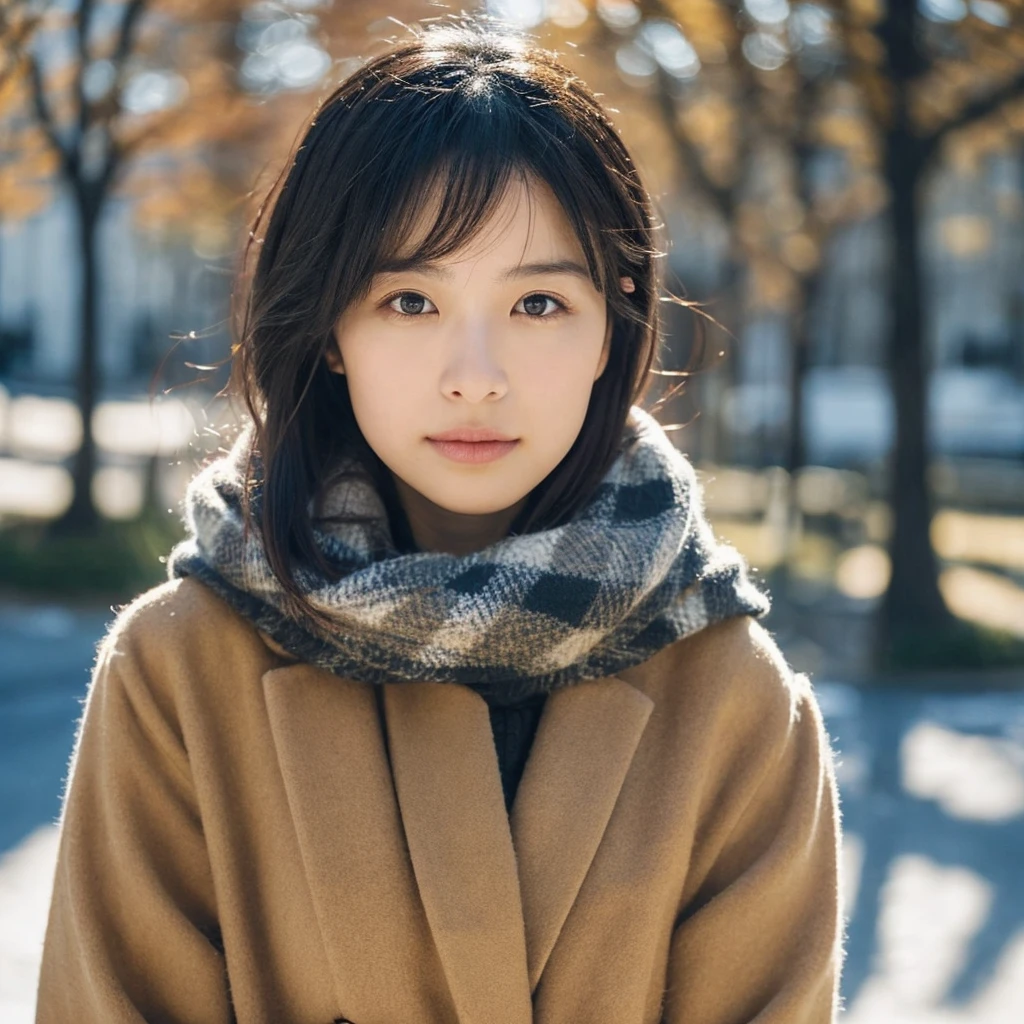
(357, 78), (610, 296)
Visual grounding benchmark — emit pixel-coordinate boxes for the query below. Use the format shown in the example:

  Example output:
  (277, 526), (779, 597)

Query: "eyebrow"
(374, 257), (593, 283)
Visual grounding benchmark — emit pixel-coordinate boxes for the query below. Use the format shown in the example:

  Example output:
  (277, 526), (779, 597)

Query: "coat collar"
(262, 662), (654, 1023)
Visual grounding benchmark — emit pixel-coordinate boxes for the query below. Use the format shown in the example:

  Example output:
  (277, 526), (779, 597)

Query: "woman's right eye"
(383, 291), (436, 317)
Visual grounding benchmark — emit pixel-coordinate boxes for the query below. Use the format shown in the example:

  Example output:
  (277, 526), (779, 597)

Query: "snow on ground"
(0, 825), (59, 1023)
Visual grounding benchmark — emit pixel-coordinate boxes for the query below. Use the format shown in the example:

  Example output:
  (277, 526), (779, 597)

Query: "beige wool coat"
(35, 575), (845, 1023)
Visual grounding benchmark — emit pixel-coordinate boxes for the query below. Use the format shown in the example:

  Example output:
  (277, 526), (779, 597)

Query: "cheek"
(515, 341), (602, 407)
(347, 346), (417, 395)
(341, 342), (424, 442)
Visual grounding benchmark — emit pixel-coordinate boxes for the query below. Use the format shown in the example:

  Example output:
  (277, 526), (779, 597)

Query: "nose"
(439, 321), (509, 403)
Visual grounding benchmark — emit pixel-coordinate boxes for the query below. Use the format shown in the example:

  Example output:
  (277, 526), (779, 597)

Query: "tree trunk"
(785, 271), (814, 478)
(53, 194), (101, 535)
(779, 267), (816, 576)
(712, 258), (743, 466)
(874, 128), (955, 667)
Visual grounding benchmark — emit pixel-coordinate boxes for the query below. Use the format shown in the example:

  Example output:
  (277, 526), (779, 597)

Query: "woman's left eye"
(379, 290), (568, 319)
(516, 293), (567, 318)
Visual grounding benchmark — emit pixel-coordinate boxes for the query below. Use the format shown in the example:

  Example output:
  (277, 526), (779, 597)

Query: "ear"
(325, 330), (345, 375)
(594, 317), (612, 381)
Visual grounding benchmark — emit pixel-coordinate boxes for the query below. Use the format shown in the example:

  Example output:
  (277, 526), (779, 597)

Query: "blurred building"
(667, 149), (1024, 466)
(0, 191), (228, 398)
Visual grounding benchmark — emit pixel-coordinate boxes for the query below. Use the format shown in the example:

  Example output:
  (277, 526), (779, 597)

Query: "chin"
(431, 494), (528, 517)
(407, 476), (525, 512)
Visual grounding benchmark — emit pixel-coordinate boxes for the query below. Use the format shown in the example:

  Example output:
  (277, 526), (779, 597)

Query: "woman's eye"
(385, 291), (436, 316)
(516, 293), (566, 318)
(382, 291), (567, 318)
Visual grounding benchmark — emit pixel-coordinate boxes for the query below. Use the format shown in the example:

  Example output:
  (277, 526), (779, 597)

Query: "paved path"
(1, 602), (1022, 1021)
(0, 602), (112, 853)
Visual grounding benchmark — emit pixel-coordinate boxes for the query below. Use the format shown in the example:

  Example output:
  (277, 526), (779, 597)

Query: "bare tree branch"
(827, 0), (889, 136)
(25, 50), (71, 173)
(651, 68), (736, 220)
(116, 103), (186, 158)
(96, 0), (149, 193)
(923, 66), (1024, 159)
(0, 1), (59, 100)
(74, 0), (96, 153)
(111, 0), (148, 70)
(635, 0), (737, 221)
(103, 0), (148, 133)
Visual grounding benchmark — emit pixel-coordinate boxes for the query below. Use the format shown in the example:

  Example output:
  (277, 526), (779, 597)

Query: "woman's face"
(326, 173), (611, 554)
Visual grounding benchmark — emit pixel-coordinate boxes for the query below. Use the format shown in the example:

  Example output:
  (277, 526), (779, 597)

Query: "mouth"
(427, 427), (518, 443)
(426, 438), (521, 465)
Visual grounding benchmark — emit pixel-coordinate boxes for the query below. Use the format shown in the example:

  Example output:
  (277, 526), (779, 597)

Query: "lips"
(427, 427), (518, 443)
(426, 437), (520, 464)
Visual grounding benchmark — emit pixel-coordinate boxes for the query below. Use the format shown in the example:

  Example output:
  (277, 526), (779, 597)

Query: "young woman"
(36, 18), (845, 1024)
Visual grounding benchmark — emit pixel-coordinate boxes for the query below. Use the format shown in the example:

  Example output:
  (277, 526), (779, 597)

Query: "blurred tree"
(237, 1), (448, 237)
(0, 0), (268, 535)
(862, 0), (1024, 666)
(522, 0), (1024, 670)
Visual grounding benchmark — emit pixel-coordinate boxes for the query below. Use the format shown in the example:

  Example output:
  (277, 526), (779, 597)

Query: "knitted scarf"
(167, 406), (771, 705)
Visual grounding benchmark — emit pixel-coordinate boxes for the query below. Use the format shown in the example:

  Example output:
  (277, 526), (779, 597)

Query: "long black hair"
(227, 15), (686, 631)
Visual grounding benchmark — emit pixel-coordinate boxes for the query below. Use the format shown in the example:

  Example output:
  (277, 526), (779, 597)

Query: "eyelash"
(378, 290), (571, 321)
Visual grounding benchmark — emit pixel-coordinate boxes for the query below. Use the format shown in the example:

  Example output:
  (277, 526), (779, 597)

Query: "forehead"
(392, 170), (583, 264)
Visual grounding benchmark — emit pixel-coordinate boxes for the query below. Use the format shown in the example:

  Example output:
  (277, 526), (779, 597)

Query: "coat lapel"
(508, 677), (654, 989)
(264, 663), (653, 1022)
(384, 675), (656, 1004)
(262, 665), (449, 1020)
(383, 682), (532, 1023)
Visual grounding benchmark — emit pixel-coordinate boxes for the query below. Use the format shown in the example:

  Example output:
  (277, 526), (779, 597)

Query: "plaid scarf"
(167, 406), (771, 705)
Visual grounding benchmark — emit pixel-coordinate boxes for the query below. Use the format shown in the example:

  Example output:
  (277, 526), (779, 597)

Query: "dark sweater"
(484, 691), (548, 814)
(390, 517), (549, 815)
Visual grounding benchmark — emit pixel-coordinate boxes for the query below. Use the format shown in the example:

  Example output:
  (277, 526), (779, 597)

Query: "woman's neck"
(391, 473), (528, 556)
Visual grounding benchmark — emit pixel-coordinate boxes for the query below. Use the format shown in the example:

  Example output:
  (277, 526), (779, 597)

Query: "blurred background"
(1, 0), (1023, 1019)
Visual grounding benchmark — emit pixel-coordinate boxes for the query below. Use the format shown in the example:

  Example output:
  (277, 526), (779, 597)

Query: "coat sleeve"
(34, 605), (235, 1024)
(661, 669), (846, 1024)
